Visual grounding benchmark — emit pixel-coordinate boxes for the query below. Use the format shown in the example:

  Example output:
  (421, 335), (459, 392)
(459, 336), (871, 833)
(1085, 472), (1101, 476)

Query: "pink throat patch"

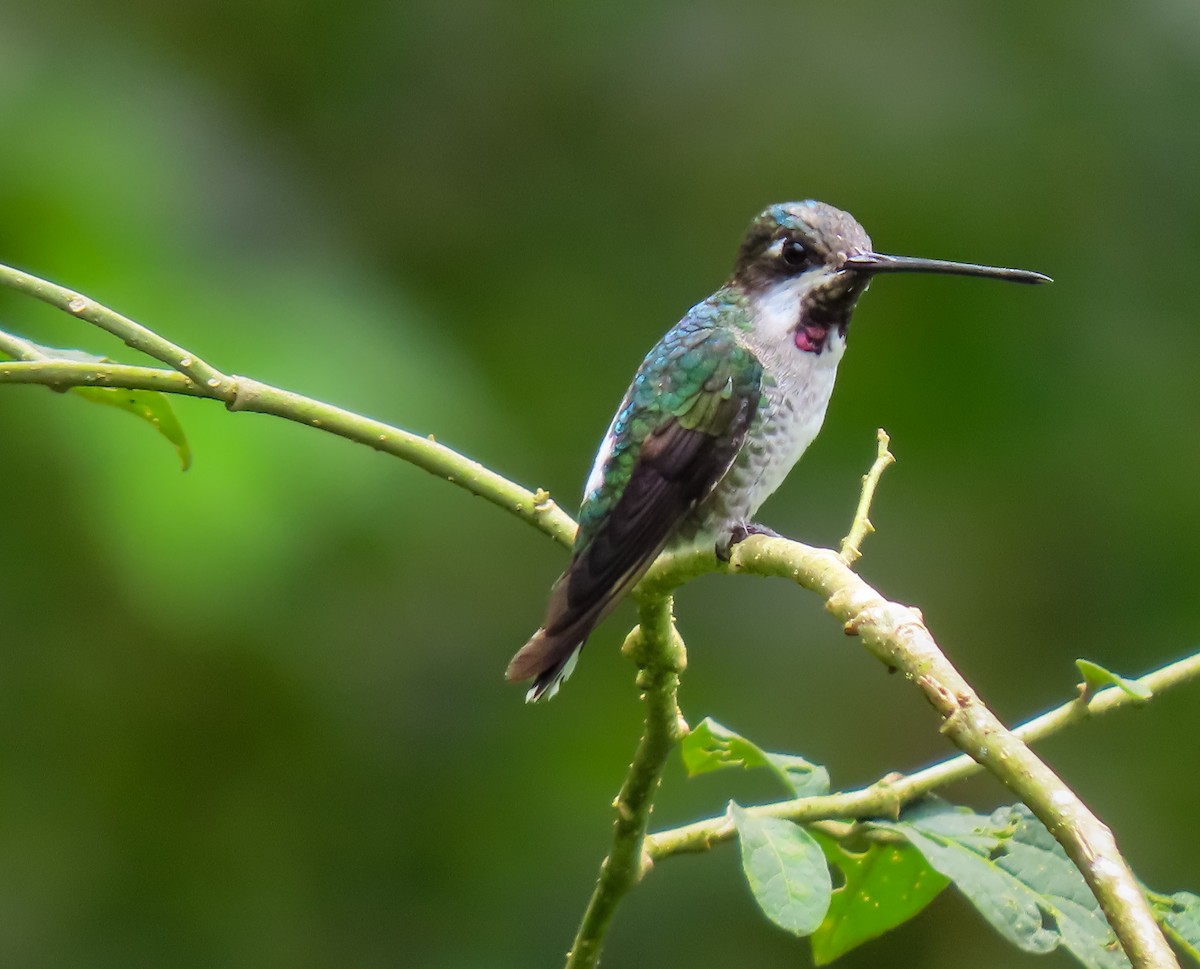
(794, 323), (828, 354)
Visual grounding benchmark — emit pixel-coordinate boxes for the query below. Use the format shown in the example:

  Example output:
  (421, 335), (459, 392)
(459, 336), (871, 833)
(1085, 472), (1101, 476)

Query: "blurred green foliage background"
(1, 2), (1198, 967)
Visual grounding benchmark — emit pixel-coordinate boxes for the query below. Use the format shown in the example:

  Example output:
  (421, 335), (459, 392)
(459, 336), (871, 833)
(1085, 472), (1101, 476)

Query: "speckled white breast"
(688, 275), (848, 542)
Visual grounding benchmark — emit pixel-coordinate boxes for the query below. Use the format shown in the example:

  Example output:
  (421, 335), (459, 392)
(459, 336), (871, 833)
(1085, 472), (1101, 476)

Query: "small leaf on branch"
(10, 340), (192, 470)
(682, 718), (830, 797)
(1076, 659), (1152, 703)
(809, 831), (948, 964)
(71, 386), (192, 470)
(731, 802), (832, 937)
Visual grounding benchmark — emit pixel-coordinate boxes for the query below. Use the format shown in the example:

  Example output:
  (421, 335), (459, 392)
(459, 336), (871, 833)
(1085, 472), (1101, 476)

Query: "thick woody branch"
(642, 539), (1178, 969)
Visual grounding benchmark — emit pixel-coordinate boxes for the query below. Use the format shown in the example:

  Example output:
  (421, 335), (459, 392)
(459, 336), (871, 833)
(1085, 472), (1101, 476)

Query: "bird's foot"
(715, 521), (781, 562)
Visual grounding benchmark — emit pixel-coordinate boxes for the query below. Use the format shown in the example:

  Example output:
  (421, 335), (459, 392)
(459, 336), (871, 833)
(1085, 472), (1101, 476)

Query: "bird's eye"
(780, 239), (816, 271)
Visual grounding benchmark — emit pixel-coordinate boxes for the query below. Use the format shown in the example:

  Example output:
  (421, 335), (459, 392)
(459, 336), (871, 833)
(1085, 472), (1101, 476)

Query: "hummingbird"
(507, 200), (1049, 701)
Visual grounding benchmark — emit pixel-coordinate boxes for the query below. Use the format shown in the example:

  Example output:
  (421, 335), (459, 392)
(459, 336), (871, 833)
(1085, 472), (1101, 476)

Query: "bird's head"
(730, 200), (1049, 356)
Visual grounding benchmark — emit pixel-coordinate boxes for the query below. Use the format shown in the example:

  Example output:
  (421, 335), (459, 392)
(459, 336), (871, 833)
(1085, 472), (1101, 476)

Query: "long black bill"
(843, 252), (1051, 285)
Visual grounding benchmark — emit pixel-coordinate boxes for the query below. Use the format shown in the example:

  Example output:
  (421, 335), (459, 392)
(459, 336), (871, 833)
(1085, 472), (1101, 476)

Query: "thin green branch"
(565, 596), (689, 969)
(0, 329), (48, 361)
(839, 427), (895, 565)
(0, 262), (230, 391)
(646, 649), (1200, 859)
(0, 268), (576, 550)
(643, 538), (1178, 968)
(0, 358), (206, 395)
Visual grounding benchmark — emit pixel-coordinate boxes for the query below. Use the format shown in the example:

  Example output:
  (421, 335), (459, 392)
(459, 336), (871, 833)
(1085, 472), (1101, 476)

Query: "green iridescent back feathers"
(575, 299), (762, 552)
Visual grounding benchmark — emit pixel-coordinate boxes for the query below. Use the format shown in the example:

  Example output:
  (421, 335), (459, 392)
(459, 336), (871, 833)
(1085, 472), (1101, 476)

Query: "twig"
(645, 649), (1200, 858)
(565, 596), (689, 969)
(0, 262), (230, 391)
(0, 358), (204, 394)
(839, 427), (895, 565)
(0, 329), (48, 361)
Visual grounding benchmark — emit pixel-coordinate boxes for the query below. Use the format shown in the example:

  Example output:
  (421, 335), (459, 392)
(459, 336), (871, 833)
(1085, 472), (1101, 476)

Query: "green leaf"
(809, 832), (948, 964)
(682, 718), (829, 797)
(1150, 891), (1200, 962)
(873, 800), (1056, 954)
(731, 802), (832, 936)
(875, 800), (1131, 968)
(1076, 660), (1152, 702)
(7, 340), (192, 470)
(997, 807), (1129, 969)
(71, 385), (192, 470)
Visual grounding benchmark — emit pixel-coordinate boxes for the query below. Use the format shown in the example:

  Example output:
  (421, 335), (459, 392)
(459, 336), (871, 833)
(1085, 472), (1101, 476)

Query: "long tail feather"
(506, 628), (584, 702)
(506, 552), (649, 701)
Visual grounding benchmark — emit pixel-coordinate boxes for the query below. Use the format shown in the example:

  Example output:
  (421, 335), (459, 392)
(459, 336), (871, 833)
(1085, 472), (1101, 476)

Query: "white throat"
(746, 276), (848, 379)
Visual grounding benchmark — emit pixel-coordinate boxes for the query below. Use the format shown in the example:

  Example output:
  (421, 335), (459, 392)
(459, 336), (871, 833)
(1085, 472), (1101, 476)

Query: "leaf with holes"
(732, 803), (832, 936)
(995, 806), (1128, 969)
(874, 800), (1130, 968)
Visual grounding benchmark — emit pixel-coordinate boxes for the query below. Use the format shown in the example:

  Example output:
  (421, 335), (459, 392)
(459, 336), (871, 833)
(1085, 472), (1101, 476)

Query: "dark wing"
(507, 329), (763, 699)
